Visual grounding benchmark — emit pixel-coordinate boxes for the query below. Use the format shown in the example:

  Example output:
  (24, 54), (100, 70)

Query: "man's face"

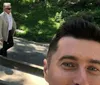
(4, 5), (11, 14)
(44, 37), (100, 85)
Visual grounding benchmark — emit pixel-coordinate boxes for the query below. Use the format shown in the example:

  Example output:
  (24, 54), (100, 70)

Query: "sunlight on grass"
(33, 0), (35, 3)
(45, 0), (51, 8)
(24, 14), (28, 18)
(22, 0), (33, 3)
(38, 31), (43, 35)
(55, 23), (60, 29)
(48, 17), (55, 22)
(19, 25), (29, 34)
(38, 20), (45, 25)
(55, 11), (62, 22)
(48, 17), (61, 29)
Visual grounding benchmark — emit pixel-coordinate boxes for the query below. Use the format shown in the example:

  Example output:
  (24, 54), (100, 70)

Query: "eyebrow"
(89, 59), (100, 65)
(59, 55), (78, 61)
(59, 55), (100, 65)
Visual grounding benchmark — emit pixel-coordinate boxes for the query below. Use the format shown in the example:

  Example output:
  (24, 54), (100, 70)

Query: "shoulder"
(0, 12), (5, 21)
(0, 12), (4, 15)
(0, 15), (2, 22)
(0, 12), (5, 17)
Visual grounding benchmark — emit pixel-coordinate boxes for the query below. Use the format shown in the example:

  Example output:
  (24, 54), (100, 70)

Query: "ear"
(43, 59), (49, 82)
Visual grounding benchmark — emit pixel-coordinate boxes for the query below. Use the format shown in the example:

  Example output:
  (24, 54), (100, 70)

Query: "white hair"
(3, 2), (11, 7)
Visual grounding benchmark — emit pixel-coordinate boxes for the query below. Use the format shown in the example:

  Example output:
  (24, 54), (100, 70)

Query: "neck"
(5, 12), (11, 15)
(4, 11), (10, 14)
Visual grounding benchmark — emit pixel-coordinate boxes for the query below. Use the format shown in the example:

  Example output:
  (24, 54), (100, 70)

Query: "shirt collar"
(4, 12), (12, 16)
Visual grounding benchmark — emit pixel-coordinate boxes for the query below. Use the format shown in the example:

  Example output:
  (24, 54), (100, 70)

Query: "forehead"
(4, 5), (11, 8)
(52, 37), (100, 61)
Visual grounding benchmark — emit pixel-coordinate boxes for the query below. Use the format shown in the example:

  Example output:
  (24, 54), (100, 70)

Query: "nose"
(73, 68), (89, 85)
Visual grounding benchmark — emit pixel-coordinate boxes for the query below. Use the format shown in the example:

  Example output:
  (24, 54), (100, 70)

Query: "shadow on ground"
(0, 37), (49, 85)
(7, 37), (49, 66)
(0, 65), (48, 85)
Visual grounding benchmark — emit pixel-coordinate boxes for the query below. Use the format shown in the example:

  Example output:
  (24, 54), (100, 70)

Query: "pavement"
(0, 37), (49, 85)
(8, 37), (49, 67)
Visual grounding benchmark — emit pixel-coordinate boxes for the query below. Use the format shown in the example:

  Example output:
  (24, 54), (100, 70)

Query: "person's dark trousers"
(0, 30), (14, 57)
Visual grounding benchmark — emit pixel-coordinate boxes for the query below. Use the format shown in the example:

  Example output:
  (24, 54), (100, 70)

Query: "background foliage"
(0, 0), (100, 42)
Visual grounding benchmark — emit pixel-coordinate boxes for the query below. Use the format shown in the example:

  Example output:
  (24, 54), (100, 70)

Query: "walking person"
(0, 2), (16, 57)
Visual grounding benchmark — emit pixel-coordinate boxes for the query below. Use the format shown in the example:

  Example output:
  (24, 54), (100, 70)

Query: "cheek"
(48, 67), (73, 85)
(88, 76), (100, 85)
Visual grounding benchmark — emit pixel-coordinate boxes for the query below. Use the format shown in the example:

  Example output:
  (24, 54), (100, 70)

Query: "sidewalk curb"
(0, 56), (44, 77)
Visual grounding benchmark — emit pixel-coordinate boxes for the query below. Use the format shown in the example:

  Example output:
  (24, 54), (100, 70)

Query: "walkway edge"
(0, 56), (44, 77)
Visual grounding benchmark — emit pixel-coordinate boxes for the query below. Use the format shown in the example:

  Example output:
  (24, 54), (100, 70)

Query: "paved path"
(8, 37), (49, 66)
(0, 37), (49, 85)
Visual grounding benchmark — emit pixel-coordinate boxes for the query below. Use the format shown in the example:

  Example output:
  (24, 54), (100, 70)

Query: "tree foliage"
(56, 0), (100, 25)
(0, 0), (100, 42)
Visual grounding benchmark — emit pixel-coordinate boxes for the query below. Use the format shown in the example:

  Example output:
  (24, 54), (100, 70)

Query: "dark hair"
(47, 18), (100, 65)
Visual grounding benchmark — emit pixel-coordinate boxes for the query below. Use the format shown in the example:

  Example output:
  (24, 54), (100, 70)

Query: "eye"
(87, 66), (100, 75)
(61, 62), (77, 70)
(87, 66), (99, 71)
(62, 62), (75, 67)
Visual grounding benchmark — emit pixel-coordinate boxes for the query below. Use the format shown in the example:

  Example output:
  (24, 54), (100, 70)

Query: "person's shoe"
(0, 49), (7, 57)
(0, 49), (3, 55)
(2, 52), (7, 57)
